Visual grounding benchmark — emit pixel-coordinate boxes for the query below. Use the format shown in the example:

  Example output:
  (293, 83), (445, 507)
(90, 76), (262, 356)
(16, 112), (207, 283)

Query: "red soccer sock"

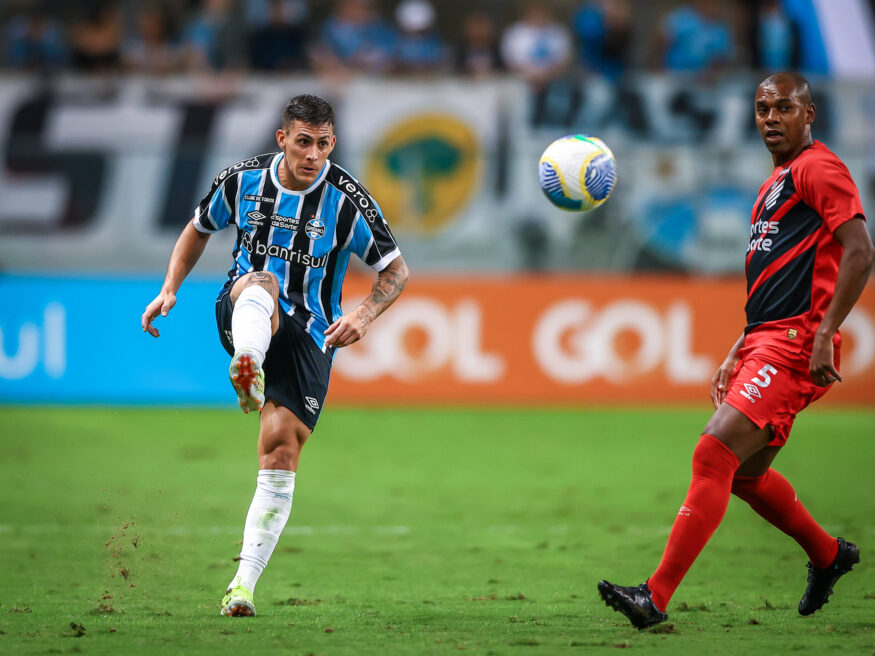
(731, 469), (838, 568)
(648, 434), (739, 612)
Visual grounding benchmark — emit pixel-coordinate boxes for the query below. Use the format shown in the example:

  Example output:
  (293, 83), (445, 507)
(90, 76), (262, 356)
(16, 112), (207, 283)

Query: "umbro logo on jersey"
(678, 505), (692, 516)
(740, 382), (763, 403)
(304, 396), (320, 414)
(247, 210), (267, 225)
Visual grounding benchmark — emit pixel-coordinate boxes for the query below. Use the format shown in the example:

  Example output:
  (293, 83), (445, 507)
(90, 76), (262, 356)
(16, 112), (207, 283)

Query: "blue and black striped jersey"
(193, 153), (401, 352)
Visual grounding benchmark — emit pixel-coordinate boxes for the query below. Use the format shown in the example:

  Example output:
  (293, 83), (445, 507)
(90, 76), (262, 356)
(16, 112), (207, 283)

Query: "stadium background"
(2, 1), (875, 653)
(2, 0), (874, 406)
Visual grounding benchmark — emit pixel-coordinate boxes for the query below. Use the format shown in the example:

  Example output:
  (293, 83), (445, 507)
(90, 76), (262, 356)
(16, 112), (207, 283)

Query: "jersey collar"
(271, 153), (331, 195)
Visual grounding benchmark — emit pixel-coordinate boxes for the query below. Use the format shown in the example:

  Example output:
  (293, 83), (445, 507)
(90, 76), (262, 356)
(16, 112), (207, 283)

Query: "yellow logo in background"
(365, 114), (480, 234)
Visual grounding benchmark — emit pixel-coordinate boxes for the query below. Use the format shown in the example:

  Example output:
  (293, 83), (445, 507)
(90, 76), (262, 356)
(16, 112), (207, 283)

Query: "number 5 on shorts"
(752, 364), (778, 388)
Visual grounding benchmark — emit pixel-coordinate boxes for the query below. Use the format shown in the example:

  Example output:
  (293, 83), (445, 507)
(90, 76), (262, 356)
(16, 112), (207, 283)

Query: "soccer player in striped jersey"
(141, 94), (409, 617)
(598, 73), (873, 629)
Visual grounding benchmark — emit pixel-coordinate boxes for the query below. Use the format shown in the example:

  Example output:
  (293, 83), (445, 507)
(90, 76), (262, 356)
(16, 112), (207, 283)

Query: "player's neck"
(773, 137), (814, 168)
(277, 157), (309, 191)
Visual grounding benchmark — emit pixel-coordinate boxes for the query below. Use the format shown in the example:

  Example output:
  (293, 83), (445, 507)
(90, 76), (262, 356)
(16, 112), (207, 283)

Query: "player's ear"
(806, 102), (815, 125)
(276, 128), (286, 149)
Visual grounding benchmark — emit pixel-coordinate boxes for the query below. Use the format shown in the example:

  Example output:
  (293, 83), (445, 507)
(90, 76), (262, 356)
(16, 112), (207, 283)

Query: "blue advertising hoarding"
(0, 275), (233, 405)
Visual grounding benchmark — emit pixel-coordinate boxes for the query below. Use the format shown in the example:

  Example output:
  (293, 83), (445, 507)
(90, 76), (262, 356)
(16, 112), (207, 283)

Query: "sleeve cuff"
(192, 213), (216, 233)
(372, 248), (401, 272)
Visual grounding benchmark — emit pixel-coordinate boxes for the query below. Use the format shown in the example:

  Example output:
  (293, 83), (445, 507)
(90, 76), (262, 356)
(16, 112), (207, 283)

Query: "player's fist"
(323, 307), (371, 348)
(809, 333), (842, 387)
(142, 292), (177, 338)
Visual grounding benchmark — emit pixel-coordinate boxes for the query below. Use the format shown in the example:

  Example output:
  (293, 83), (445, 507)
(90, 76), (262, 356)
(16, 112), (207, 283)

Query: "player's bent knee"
(231, 271), (280, 303)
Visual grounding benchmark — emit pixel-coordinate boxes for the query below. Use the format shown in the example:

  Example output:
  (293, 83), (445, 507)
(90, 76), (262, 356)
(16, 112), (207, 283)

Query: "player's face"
(754, 81), (814, 166)
(276, 121), (336, 190)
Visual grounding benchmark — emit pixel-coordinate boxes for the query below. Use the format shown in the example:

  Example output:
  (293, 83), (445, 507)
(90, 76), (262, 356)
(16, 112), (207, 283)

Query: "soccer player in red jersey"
(598, 72), (874, 629)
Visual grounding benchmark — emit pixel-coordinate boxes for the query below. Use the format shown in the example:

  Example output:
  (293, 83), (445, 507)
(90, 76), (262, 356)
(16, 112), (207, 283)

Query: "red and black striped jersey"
(744, 141), (865, 353)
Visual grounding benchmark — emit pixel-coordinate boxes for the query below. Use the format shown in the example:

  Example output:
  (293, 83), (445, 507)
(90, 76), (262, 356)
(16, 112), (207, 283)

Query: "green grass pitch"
(0, 406), (872, 655)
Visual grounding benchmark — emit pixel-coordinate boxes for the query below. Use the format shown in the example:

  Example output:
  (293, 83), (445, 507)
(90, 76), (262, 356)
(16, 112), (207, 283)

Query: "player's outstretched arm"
(710, 332), (745, 409)
(324, 255), (409, 348)
(142, 220), (211, 338)
(810, 217), (875, 386)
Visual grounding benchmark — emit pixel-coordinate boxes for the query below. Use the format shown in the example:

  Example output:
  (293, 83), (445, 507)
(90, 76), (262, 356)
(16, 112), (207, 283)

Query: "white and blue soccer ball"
(538, 135), (617, 211)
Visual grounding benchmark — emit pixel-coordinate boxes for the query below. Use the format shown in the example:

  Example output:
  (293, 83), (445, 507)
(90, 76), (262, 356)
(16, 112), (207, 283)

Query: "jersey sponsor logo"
(337, 173), (379, 221)
(741, 383), (762, 401)
(244, 194), (275, 204)
(748, 220), (780, 253)
(213, 157), (261, 186)
(247, 210), (267, 225)
(304, 396), (320, 414)
(305, 217), (325, 240)
(750, 219), (779, 237)
(241, 232), (328, 267)
(270, 214), (300, 231)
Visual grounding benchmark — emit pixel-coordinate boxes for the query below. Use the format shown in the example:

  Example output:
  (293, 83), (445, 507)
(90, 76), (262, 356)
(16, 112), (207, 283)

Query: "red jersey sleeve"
(795, 147), (866, 233)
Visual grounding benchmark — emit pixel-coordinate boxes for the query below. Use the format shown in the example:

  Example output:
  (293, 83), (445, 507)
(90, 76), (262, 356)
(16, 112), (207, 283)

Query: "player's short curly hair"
(282, 94), (335, 130)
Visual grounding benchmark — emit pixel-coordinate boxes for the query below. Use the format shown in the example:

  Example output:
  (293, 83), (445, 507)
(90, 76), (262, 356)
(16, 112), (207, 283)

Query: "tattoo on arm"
(361, 257), (409, 322)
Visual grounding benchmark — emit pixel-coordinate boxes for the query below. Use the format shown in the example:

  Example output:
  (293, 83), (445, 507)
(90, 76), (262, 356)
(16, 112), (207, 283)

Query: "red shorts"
(723, 342), (839, 446)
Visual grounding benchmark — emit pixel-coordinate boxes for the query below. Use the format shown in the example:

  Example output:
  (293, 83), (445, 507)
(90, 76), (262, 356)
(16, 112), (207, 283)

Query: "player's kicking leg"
(221, 401), (310, 617)
(228, 272), (280, 414)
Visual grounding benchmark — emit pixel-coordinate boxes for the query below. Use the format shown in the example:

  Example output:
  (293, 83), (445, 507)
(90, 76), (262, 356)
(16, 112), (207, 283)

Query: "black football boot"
(798, 537), (860, 616)
(598, 580), (668, 629)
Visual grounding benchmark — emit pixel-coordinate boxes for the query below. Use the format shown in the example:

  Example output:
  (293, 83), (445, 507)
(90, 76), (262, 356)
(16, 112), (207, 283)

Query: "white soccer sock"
(231, 285), (274, 368)
(228, 469), (295, 593)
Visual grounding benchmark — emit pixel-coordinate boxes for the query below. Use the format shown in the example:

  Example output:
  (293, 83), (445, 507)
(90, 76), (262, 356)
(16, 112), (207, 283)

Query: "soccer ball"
(538, 135), (617, 211)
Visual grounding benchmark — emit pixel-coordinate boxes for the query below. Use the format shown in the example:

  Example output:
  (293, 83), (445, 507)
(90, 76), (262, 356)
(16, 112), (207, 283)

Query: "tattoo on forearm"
(364, 260), (408, 321)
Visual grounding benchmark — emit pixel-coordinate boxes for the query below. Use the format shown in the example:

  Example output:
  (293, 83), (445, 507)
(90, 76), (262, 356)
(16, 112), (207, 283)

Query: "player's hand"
(324, 307), (372, 348)
(710, 357), (737, 409)
(141, 292), (177, 338)
(809, 333), (842, 387)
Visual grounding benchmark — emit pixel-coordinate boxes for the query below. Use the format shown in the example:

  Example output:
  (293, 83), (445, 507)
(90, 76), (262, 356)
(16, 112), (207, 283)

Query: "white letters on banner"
(334, 298), (875, 386)
(532, 300), (712, 383)
(334, 298), (504, 382)
(0, 303), (66, 380)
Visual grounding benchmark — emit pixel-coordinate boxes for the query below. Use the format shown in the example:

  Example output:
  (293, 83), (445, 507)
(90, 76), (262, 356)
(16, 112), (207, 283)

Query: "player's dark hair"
(758, 72), (812, 106)
(282, 95), (335, 130)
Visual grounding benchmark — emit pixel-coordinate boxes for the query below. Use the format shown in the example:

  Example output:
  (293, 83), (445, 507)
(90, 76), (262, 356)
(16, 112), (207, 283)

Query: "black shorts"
(216, 291), (332, 431)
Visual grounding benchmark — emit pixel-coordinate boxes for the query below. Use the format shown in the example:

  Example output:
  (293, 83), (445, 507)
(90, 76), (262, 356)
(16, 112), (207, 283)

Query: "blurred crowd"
(1, 0), (807, 81)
